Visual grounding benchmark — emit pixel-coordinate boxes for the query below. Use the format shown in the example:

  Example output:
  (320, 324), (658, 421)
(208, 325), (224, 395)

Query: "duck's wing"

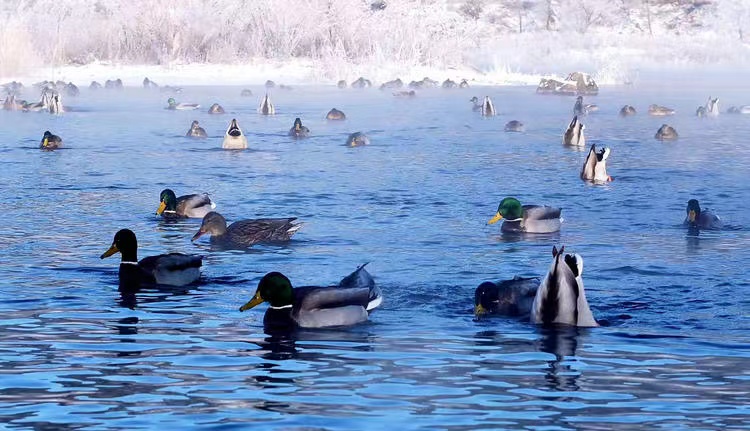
(580, 144), (597, 180)
(138, 253), (202, 286)
(227, 218), (300, 245)
(699, 210), (723, 229)
(338, 263), (381, 311)
(294, 285), (370, 328)
(522, 205), (561, 220)
(176, 193), (215, 218)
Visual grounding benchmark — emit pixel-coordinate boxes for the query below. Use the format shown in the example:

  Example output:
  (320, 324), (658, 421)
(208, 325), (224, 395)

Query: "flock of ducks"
(2, 75), (732, 332)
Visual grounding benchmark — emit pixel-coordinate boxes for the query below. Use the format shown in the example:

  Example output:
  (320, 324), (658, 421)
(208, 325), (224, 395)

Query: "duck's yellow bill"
(156, 201), (167, 215)
(42, 138), (48, 147)
(239, 291), (264, 312)
(100, 244), (119, 259)
(487, 212), (503, 225)
(474, 304), (486, 316)
(688, 210), (696, 223)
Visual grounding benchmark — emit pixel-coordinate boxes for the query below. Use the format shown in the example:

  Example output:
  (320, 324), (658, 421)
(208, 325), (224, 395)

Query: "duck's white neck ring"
(121, 261), (139, 266)
(270, 305), (293, 310)
(163, 210), (177, 214)
(504, 218), (523, 222)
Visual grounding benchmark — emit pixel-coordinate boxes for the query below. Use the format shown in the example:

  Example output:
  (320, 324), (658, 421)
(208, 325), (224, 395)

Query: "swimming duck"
(351, 77), (372, 88)
(563, 116), (585, 147)
(156, 189), (216, 219)
(696, 106), (706, 117)
(186, 120), (208, 138)
(89, 81), (102, 90)
(105, 79), (124, 90)
(346, 132), (370, 147)
(469, 96), (482, 111)
(239, 263), (382, 330)
(530, 246), (598, 327)
(265, 80), (276, 88)
(442, 79), (457, 88)
(326, 108), (346, 120)
(143, 77), (158, 89)
(655, 124), (678, 141)
(648, 104), (675, 116)
(222, 118), (248, 149)
(258, 94), (275, 115)
(192, 211), (302, 247)
(487, 197), (562, 234)
(580, 144), (612, 183)
(684, 199), (722, 230)
(166, 98), (200, 110)
(573, 96), (586, 116)
(459, 79), (469, 88)
(101, 229), (202, 287)
(504, 120), (524, 132)
(64, 82), (79, 97)
(380, 79), (403, 90)
(619, 105), (636, 116)
(337, 80), (347, 89)
(480, 96), (496, 116)
(208, 103), (225, 114)
(240, 89), (253, 97)
(288, 117), (310, 138)
(474, 276), (540, 317)
(40, 130), (63, 150)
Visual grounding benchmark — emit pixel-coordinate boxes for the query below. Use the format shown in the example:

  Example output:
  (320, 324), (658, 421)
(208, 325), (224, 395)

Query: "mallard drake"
(288, 117), (310, 138)
(530, 246), (598, 327)
(192, 211), (302, 247)
(580, 144), (612, 182)
(166, 97), (200, 110)
(655, 124), (678, 141)
(573, 96), (586, 116)
(326, 108), (346, 120)
(222, 118), (248, 149)
(684, 199), (722, 230)
(346, 132), (369, 147)
(258, 94), (275, 115)
(475, 276), (540, 317)
(101, 229), (202, 287)
(487, 197), (562, 234)
(186, 120), (207, 138)
(480, 96), (495, 116)
(563, 116), (585, 146)
(40, 131), (62, 150)
(504, 120), (524, 132)
(619, 105), (636, 116)
(648, 104), (675, 116)
(239, 263), (382, 329)
(208, 103), (225, 114)
(156, 189), (215, 219)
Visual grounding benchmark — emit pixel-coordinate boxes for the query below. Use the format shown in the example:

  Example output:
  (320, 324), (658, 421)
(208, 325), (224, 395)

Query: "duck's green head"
(157, 189), (177, 215)
(239, 272), (294, 311)
(488, 197), (522, 225)
(101, 228), (138, 262)
(167, 97), (176, 106)
(687, 199), (701, 223)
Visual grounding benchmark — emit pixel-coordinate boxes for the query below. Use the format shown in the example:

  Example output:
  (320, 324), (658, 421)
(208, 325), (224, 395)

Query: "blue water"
(1, 79), (749, 430)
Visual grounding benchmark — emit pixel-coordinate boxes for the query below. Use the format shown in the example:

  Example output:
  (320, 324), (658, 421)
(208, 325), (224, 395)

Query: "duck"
(64, 82), (79, 97)
(192, 211), (302, 248)
(504, 120), (524, 132)
(393, 90), (416, 97)
(105, 79), (124, 90)
(265, 80), (276, 88)
(143, 77), (158, 89)
(3, 94), (23, 111)
(459, 79), (469, 88)
(240, 89), (253, 97)
(562, 116), (585, 146)
(705, 96), (719, 116)
(185, 120), (208, 138)
(40, 131), (63, 150)
(258, 94), (275, 115)
(380, 78), (403, 90)
(648, 104), (675, 116)
(239, 263), (382, 330)
(89, 81), (102, 90)
(487, 197), (562, 234)
(442, 79), (457, 88)
(101, 229), (202, 288)
(684, 199), (722, 230)
(156, 188), (216, 219)
(474, 276), (540, 317)
(346, 132), (370, 147)
(337, 80), (347, 89)
(469, 96), (482, 111)
(696, 106), (706, 117)
(655, 124), (678, 141)
(326, 108), (346, 120)
(480, 96), (495, 116)
(573, 96), (587, 116)
(166, 98), (200, 110)
(288, 117), (310, 138)
(222, 118), (248, 149)
(727, 105), (750, 114)
(619, 105), (636, 116)
(530, 246), (598, 327)
(208, 103), (225, 114)
(580, 144), (612, 183)
(351, 77), (372, 88)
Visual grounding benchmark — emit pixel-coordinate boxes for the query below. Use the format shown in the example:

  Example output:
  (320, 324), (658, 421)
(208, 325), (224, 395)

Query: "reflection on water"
(1, 82), (749, 429)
